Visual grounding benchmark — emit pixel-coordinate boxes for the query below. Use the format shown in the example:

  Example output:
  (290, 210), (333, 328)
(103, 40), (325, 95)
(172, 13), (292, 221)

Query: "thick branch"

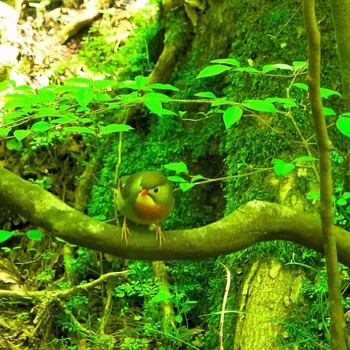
(1, 167), (350, 265)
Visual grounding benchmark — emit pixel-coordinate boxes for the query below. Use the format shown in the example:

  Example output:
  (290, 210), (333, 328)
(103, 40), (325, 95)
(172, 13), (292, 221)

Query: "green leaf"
(148, 83), (179, 92)
(119, 80), (138, 90)
(93, 214), (106, 221)
(175, 315), (183, 323)
(343, 192), (350, 200)
(210, 58), (240, 67)
(292, 156), (317, 163)
(320, 87), (342, 99)
(339, 112), (350, 118)
(211, 98), (229, 107)
(26, 229), (44, 241)
(0, 127), (12, 138)
(191, 175), (204, 182)
(4, 94), (36, 110)
(76, 88), (94, 108)
(337, 198), (347, 206)
(2, 111), (26, 124)
(337, 117), (350, 138)
(265, 97), (296, 108)
(37, 87), (56, 103)
(144, 98), (163, 115)
(135, 75), (150, 89)
(51, 115), (75, 124)
(236, 67), (261, 74)
(293, 61), (308, 71)
(0, 230), (15, 243)
(180, 182), (195, 191)
(35, 107), (61, 117)
(64, 126), (96, 135)
(223, 106), (243, 129)
(243, 100), (277, 113)
(272, 158), (295, 178)
(64, 77), (94, 86)
(31, 121), (51, 132)
(158, 108), (177, 116)
(100, 124), (134, 134)
(6, 138), (22, 151)
(262, 64), (293, 74)
(14, 129), (31, 141)
(196, 64), (231, 79)
(167, 176), (187, 183)
(194, 91), (217, 99)
(144, 92), (171, 102)
(94, 93), (112, 102)
(293, 83), (308, 91)
(164, 162), (189, 175)
(323, 107), (336, 116)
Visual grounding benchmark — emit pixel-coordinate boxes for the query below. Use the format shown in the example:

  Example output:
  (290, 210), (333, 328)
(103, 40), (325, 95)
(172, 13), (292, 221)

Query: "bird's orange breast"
(134, 200), (171, 222)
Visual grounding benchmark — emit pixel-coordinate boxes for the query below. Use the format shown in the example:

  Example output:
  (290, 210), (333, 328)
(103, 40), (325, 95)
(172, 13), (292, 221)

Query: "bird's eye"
(153, 187), (159, 193)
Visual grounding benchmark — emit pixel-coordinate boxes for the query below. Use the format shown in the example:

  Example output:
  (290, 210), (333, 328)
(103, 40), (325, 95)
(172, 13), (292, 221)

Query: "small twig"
(0, 270), (129, 301)
(219, 263), (231, 350)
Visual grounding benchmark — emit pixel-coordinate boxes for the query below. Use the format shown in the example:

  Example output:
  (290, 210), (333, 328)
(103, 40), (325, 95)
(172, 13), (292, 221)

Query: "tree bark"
(233, 259), (304, 350)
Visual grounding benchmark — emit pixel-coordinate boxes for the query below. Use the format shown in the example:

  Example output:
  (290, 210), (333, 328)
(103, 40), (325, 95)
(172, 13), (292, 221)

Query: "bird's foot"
(154, 224), (165, 248)
(121, 217), (131, 244)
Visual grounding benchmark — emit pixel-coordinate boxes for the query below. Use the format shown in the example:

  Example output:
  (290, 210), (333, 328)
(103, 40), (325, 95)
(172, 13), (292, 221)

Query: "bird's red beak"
(140, 189), (148, 196)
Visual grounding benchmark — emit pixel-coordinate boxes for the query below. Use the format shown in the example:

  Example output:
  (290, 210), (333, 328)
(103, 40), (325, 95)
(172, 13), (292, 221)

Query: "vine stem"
(302, 1), (348, 348)
(219, 263), (231, 350)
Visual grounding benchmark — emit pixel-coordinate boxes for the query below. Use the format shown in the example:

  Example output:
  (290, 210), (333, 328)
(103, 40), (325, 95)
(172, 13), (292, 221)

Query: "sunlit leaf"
(223, 106), (243, 129)
(272, 158), (295, 178)
(31, 121), (51, 132)
(167, 175), (187, 183)
(243, 100), (277, 113)
(135, 75), (150, 89)
(236, 67), (261, 74)
(37, 88), (56, 103)
(323, 107), (336, 116)
(148, 83), (179, 91)
(180, 182), (195, 191)
(320, 87), (342, 99)
(100, 124), (134, 134)
(144, 98), (163, 115)
(211, 98), (229, 107)
(210, 58), (240, 67)
(64, 77), (93, 86)
(144, 92), (171, 102)
(292, 156), (317, 163)
(293, 61), (308, 71)
(76, 87), (94, 108)
(0, 127), (12, 138)
(64, 126), (95, 134)
(337, 117), (350, 138)
(265, 97), (296, 108)
(191, 175), (204, 182)
(35, 107), (61, 117)
(196, 64), (231, 79)
(26, 229), (44, 241)
(165, 162), (189, 175)
(14, 129), (31, 141)
(6, 138), (22, 151)
(194, 91), (216, 99)
(293, 83), (308, 91)
(0, 230), (15, 243)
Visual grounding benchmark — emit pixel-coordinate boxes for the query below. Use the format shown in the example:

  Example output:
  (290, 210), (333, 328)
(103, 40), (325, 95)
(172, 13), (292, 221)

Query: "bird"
(112, 171), (175, 246)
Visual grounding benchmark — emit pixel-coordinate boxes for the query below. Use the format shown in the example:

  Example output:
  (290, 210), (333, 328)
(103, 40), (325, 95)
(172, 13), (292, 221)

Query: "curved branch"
(1, 167), (350, 266)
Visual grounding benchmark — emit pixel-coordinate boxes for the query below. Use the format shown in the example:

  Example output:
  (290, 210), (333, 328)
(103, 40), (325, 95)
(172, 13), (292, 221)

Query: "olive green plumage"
(112, 171), (175, 244)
